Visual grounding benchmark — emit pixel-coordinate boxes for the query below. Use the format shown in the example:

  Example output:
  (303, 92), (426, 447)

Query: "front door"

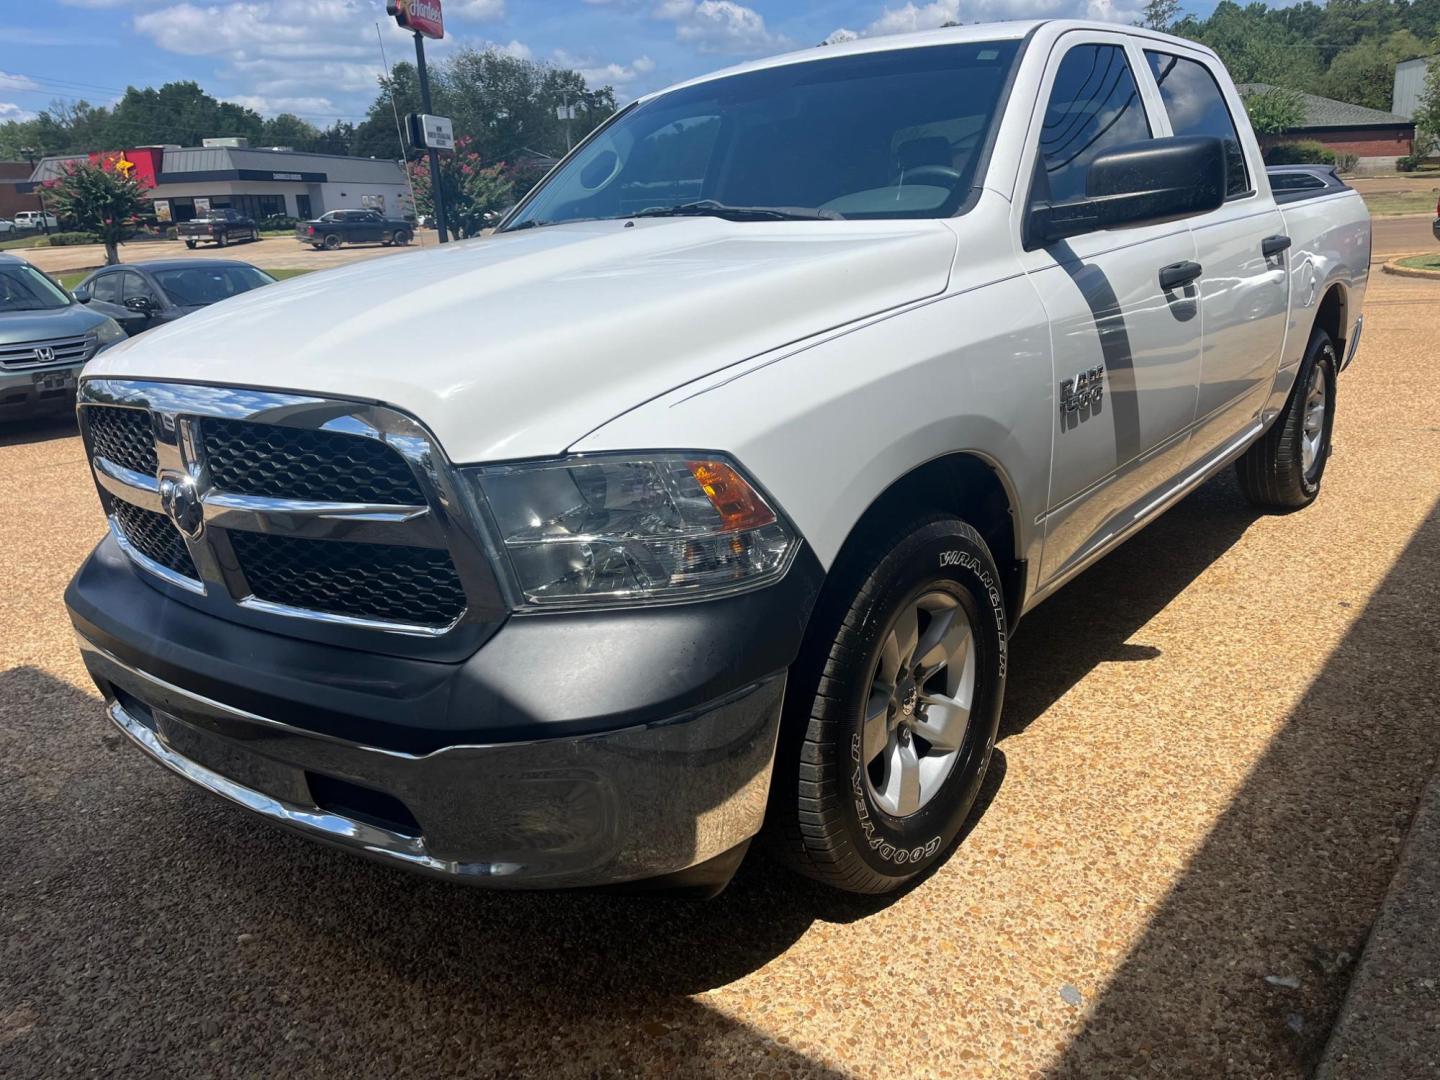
(1013, 35), (1204, 586)
(1140, 46), (1291, 465)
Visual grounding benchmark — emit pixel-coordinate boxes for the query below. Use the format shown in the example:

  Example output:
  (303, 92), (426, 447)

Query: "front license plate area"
(33, 370), (76, 393)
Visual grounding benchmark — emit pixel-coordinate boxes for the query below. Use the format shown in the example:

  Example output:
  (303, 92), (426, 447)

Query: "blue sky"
(1, 0), (1233, 128)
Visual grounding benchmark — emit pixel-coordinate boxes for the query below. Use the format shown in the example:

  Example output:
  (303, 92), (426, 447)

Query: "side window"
(121, 272), (156, 303)
(90, 273), (121, 304)
(1145, 51), (1249, 198)
(1033, 43), (1151, 206)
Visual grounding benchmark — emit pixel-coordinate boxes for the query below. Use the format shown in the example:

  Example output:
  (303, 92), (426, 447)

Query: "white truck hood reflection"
(84, 217), (957, 462)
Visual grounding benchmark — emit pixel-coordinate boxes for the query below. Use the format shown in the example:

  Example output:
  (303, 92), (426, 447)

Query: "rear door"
(1139, 45), (1290, 465)
(1014, 32), (1204, 586)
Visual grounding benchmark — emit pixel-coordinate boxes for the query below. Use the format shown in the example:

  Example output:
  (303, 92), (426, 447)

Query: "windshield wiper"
(632, 200), (841, 222)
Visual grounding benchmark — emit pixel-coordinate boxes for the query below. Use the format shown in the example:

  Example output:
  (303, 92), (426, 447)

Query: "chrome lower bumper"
(78, 634), (784, 888)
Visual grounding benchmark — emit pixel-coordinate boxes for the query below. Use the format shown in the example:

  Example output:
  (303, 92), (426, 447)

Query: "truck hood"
(85, 217), (957, 461)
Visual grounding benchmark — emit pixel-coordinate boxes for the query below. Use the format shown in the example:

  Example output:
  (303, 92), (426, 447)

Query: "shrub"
(1264, 141), (1337, 166)
(1395, 155), (1419, 172)
(260, 214), (298, 230)
(1334, 153), (1359, 175)
(43, 231), (101, 247)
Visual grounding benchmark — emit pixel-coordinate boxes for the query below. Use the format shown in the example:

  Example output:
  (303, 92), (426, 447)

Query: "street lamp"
(19, 146), (50, 236)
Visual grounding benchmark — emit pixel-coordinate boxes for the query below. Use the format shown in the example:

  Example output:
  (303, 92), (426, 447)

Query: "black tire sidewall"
(323, 234), (341, 250)
(1298, 336), (1337, 496)
(830, 521), (1007, 879)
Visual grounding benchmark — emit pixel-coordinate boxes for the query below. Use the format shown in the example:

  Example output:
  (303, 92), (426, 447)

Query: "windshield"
(152, 265), (276, 306)
(0, 262), (72, 313)
(507, 40), (1021, 229)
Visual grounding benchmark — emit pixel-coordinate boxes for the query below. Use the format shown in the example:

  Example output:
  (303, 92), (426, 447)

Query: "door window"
(1144, 51), (1250, 198)
(1032, 43), (1151, 207)
(90, 273), (121, 304)
(120, 272), (158, 304)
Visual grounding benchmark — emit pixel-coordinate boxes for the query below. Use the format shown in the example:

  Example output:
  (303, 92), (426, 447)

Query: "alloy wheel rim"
(861, 589), (976, 818)
(1301, 362), (1327, 477)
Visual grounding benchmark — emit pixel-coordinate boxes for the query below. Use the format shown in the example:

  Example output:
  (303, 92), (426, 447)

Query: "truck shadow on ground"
(9, 472), (1387, 1079)
(1046, 495), (1440, 1077)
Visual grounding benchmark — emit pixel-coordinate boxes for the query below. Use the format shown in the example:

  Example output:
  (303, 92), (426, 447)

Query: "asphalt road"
(2, 249), (1438, 1078)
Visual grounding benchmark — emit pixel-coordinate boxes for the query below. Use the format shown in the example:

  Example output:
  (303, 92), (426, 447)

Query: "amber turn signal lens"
(688, 459), (777, 532)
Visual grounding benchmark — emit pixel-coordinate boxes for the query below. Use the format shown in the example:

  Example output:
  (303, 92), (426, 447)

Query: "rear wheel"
(323, 233), (341, 251)
(767, 515), (1007, 894)
(184, 239), (197, 250)
(394, 229), (412, 245)
(1236, 326), (1337, 510)
(216, 232), (227, 248)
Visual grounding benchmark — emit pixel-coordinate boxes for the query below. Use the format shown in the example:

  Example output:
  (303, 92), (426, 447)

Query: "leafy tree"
(259, 113), (321, 149)
(1322, 30), (1427, 109)
(44, 160), (151, 265)
(405, 137), (515, 238)
(1414, 52), (1440, 157)
(1136, 0), (1182, 32)
(1244, 85), (1308, 133)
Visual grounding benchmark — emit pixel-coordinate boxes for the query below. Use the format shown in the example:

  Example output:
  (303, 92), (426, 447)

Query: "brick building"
(1239, 84), (1416, 173)
(0, 162), (45, 221)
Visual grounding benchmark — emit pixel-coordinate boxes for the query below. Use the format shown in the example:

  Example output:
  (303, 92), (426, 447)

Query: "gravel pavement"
(1, 240), (1437, 1078)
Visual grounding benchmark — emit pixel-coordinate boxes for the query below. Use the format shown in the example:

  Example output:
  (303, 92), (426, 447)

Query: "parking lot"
(2, 222), (1437, 1078)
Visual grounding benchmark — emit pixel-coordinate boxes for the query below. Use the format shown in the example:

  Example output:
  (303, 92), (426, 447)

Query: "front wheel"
(1236, 326), (1337, 510)
(767, 516), (1008, 894)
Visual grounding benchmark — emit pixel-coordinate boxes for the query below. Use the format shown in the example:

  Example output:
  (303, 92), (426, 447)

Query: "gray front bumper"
(78, 635), (784, 888)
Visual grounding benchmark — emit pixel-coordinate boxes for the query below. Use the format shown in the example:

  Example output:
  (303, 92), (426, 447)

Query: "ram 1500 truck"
(296, 209), (414, 249)
(177, 208), (259, 249)
(67, 21), (1369, 897)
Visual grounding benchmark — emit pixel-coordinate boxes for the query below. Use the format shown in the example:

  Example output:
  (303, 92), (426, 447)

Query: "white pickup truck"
(67, 21), (1368, 897)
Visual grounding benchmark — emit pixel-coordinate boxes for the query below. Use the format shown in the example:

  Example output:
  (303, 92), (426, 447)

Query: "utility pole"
(414, 31), (448, 243)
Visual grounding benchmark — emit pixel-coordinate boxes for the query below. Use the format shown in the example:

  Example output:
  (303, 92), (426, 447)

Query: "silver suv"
(0, 254), (125, 421)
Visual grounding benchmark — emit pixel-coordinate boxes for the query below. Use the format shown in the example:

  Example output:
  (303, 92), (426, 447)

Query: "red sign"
(87, 147), (162, 189)
(387, 0), (443, 40)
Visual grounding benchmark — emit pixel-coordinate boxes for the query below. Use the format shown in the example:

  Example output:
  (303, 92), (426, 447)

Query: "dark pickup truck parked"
(177, 209), (259, 249)
(296, 209), (414, 250)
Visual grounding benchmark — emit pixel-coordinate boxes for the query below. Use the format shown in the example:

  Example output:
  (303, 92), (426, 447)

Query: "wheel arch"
(1314, 280), (1348, 356)
(825, 451), (1026, 623)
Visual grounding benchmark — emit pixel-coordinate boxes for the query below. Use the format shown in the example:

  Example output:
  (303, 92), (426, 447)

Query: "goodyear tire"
(1236, 325), (1337, 510)
(767, 515), (1007, 894)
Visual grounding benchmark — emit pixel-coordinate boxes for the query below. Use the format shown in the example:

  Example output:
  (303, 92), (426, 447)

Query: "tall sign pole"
(413, 31), (448, 244)
(386, 0), (449, 244)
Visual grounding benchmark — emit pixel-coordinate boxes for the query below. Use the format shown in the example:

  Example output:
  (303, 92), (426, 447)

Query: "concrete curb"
(1381, 257), (1440, 280)
(1316, 767), (1440, 1079)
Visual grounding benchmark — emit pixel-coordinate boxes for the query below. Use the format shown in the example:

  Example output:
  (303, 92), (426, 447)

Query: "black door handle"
(1262, 234), (1292, 258)
(1159, 260), (1202, 291)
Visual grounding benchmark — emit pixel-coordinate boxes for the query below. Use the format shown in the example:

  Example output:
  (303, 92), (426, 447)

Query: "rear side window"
(90, 273), (121, 304)
(1145, 51), (1249, 198)
(1033, 44), (1151, 206)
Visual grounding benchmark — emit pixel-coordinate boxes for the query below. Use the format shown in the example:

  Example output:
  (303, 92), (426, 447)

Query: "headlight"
(472, 453), (797, 608)
(92, 318), (126, 347)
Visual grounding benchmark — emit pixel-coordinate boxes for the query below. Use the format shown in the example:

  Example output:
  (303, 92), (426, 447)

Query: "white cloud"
(224, 94), (342, 117)
(0, 102), (37, 121)
(450, 0), (506, 17)
(831, 0), (1132, 41)
(491, 39), (533, 60)
(655, 1), (788, 55)
(0, 72), (42, 93)
(823, 28), (861, 44)
(552, 49), (656, 86)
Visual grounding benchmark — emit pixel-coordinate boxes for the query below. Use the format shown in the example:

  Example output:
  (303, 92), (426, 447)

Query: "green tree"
(44, 160), (150, 265)
(1136, 0), (1182, 32)
(259, 113), (322, 149)
(1414, 54), (1440, 158)
(405, 138), (515, 238)
(1321, 30), (1426, 108)
(1244, 85), (1308, 134)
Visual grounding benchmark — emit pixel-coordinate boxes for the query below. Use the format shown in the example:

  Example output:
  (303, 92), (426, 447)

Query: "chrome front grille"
(87, 406), (159, 475)
(79, 380), (507, 647)
(0, 334), (91, 370)
(199, 417), (427, 504)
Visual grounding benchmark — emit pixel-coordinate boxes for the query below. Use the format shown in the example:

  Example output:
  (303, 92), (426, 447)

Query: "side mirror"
(72, 285), (91, 303)
(123, 296), (157, 315)
(1029, 135), (1226, 247)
